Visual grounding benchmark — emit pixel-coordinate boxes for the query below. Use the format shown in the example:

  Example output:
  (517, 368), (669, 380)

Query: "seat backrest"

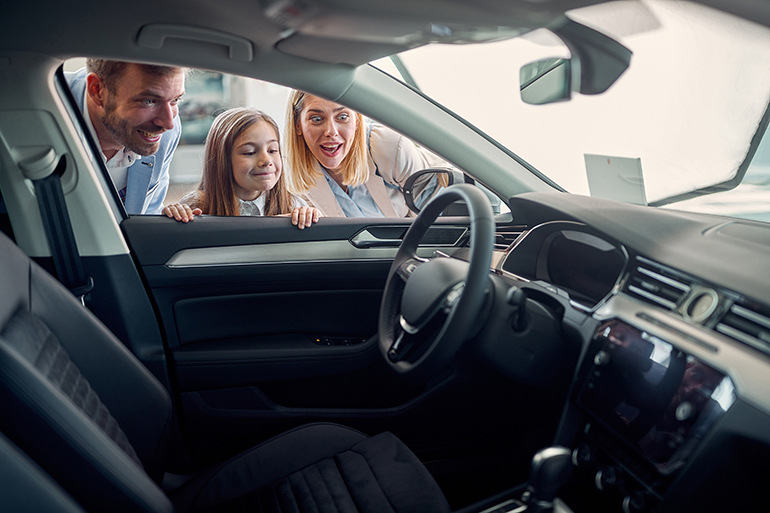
(0, 432), (86, 513)
(0, 232), (174, 513)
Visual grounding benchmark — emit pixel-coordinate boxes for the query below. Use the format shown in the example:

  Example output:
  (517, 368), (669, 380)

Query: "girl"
(164, 107), (320, 228)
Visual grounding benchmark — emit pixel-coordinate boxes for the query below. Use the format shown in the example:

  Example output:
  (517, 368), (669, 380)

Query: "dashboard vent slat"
(626, 258), (691, 311)
(494, 226), (524, 250)
(716, 302), (770, 355)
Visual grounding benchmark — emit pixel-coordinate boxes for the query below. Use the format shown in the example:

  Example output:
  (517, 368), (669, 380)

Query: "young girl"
(163, 107), (320, 228)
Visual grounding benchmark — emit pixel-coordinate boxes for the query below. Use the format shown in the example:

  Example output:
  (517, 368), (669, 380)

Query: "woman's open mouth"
(320, 143), (342, 158)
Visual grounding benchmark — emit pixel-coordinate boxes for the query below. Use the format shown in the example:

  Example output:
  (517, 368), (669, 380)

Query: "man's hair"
(85, 59), (184, 91)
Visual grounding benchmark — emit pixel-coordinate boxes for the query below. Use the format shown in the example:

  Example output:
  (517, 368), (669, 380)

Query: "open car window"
(61, 59), (506, 218)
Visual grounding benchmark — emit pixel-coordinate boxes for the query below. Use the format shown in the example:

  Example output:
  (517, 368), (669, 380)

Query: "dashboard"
(486, 192), (770, 512)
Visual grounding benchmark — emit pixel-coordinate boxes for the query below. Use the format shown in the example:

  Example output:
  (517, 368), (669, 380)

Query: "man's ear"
(85, 73), (106, 108)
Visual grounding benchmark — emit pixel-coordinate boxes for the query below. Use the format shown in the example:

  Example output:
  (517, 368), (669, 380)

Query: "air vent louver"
(494, 226), (524, 250)
(626, 258), (691, 311)
(716, 302), (770, 355)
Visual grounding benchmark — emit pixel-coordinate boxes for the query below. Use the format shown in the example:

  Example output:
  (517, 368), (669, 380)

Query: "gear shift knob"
(524, 446), (572, 512)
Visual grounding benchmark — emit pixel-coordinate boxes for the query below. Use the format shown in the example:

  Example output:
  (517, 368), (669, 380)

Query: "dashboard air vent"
(494, 226), (524, 250)
(716, 301), (770, 355)
(626, 258), (691, 311)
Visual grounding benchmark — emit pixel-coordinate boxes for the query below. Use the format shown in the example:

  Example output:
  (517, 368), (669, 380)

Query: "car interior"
(0, 1), (769, 513)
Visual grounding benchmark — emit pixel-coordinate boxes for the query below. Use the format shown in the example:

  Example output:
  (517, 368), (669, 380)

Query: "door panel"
(121, 214), (470, 462)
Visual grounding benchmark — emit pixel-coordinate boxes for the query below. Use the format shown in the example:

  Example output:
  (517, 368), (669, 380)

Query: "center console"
(467, 318), (736, 513)
(564, 319), (734, 512)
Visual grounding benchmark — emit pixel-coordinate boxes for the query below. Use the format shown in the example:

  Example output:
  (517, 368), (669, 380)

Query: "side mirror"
(403, 168), (466, 213)
(520, 17), (632, 105)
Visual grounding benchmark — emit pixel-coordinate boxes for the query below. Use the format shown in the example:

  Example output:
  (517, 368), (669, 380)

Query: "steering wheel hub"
(401, 257), (469, 329)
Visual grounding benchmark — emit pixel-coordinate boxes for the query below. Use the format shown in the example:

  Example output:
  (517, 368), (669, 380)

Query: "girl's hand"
(291, 206), (322, 229)
(163, 203), (202, 223)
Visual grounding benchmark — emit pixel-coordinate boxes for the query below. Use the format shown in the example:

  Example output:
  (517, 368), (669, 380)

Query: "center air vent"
(716, 301), (770, 355)
(625, 258), (691, 311)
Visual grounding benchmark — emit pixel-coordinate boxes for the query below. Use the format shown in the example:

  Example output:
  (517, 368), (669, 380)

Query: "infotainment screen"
(578, 320), (735, 475)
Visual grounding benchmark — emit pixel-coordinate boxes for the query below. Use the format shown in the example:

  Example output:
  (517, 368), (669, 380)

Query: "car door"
(121, 212), (480, 464)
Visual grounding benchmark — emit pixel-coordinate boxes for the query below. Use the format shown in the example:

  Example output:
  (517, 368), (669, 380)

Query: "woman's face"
(297, 95), (358, 172)
(230, 120), (282, 201)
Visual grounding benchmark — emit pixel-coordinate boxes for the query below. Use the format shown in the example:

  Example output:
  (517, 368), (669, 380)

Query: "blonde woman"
(285, 90), (445, 217)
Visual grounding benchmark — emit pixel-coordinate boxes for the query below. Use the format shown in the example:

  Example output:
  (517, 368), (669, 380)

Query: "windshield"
(372, 0), (770, 222)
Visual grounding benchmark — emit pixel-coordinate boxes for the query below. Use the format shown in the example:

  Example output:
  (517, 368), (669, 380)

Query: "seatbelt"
(30, 154), (94, 305)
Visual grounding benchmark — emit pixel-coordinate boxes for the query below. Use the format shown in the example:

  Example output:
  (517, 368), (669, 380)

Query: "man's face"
(97, 64), (185, 156)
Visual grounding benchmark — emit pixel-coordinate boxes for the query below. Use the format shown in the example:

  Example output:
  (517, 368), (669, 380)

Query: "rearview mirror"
(520, 58), (571, 105)
(520, 17), (632, 105)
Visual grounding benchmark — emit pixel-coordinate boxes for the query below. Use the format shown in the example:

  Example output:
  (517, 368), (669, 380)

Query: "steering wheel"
(378, 184), (496, 375)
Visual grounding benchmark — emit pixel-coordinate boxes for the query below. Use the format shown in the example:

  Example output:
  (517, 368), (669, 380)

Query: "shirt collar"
(238, 194), (267, 216)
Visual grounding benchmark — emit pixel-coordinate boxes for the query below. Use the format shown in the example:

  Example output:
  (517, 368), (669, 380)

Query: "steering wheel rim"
(378, 184), (496, 375)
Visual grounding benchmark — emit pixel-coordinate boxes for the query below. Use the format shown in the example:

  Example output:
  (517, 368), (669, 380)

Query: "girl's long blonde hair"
(284, 90), (369, 193)
(196, 107), (294, 216)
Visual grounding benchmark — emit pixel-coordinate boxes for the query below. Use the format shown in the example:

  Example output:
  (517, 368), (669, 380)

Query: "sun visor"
(275, 34), (410, 65)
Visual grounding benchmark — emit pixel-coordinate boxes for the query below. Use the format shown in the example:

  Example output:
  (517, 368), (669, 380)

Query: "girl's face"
(230, 120), (282, 201)
(297, 95), (357, 172)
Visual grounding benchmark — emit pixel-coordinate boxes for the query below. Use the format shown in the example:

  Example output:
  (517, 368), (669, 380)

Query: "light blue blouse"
(322, 168), (385, 217)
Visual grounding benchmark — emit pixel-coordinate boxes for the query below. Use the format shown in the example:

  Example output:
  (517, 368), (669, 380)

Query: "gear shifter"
(521, 446), (573, 513)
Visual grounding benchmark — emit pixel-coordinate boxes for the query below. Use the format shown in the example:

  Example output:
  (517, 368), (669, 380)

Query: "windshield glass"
(372, 0), (770, 222)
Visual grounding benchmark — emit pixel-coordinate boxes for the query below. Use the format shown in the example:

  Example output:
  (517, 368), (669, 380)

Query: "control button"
(675, 401), (694, 421)
(595, 466), (620, 491)
(446, 287), (462, 306)
(572, 444), (595, 467)
(594, 350), (611, 366)
(623, 491), (649, 513)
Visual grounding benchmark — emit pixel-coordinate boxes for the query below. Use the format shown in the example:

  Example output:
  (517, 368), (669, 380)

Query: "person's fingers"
(164, 203), (197, 223)
(180, 205), (196, 222)
(297, 207), (309, 229)
(291, 207), (300, 226)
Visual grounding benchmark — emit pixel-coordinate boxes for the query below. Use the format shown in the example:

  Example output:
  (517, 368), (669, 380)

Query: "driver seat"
(0, 231), (451, 513)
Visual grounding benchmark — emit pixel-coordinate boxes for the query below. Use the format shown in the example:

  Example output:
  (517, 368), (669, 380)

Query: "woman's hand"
(163, 203), (202, 223)
(291, 206), (322, 229)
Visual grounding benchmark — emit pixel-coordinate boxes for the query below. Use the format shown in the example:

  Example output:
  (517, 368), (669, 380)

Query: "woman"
(164, 107), (320, 228)
(284, 90), (446, 217)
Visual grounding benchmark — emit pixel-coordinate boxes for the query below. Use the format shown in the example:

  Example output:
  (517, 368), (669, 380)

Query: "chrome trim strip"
(165, 240), (455, 268)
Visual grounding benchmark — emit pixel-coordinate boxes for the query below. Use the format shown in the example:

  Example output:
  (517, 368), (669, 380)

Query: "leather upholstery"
(0, 232), (451, 513)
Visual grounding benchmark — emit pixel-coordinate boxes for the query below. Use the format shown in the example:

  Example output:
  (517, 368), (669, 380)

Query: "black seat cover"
(0, 232), (450, 513)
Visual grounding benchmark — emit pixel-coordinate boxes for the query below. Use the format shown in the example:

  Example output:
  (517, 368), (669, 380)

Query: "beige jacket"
(303, 124), (444, 217)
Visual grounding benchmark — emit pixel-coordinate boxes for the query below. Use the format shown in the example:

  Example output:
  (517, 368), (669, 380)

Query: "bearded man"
(66, 59), (185, 214)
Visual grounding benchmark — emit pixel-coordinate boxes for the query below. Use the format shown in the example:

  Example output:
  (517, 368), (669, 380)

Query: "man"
(66, 59), (185, 214)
